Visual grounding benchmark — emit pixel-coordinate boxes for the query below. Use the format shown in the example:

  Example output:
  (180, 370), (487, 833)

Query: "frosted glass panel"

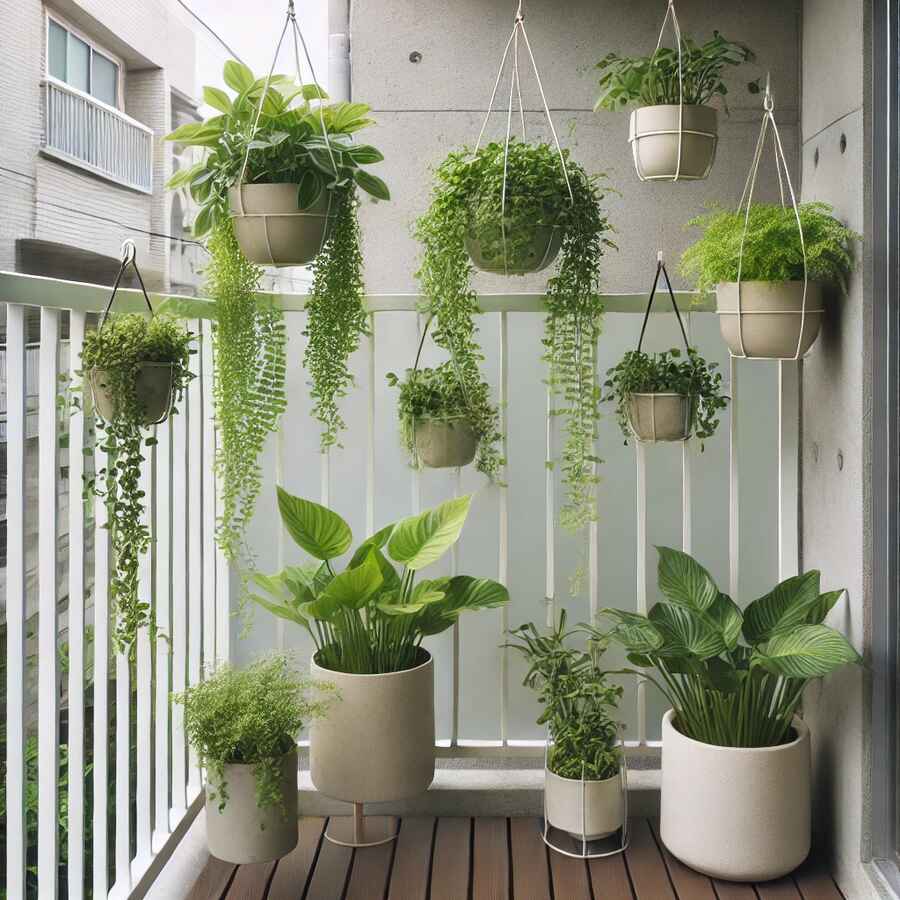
(48, 21), (67, 82)
(67, 33), (90, 93)
(91, 52), (117, 106)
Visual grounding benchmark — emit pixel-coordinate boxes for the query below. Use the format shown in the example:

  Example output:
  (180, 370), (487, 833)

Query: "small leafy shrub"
(81, 314), (194, 652)
(250, 490), (509, 674)
(506, 611), (622, 781)
(175, 654), (333, 816)
(603, 547), (861, 747)
(594, 33), (752, 110)
(602, 347), (727, 445)
(680, 202), (858, 295)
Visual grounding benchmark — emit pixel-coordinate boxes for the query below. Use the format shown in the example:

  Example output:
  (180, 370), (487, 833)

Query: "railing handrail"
(42, 76), (154, 135)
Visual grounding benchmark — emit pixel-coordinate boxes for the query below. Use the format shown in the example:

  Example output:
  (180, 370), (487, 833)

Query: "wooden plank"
(345, 841), (395, 900)
(472, 817), (510, 900)
(756, 878), (804, 900)
(713, 882), (759, 900)
(792, 858), (844, 899)
(623, 819), (676, 900)
(186, 855), (237, 900)
(387, 816), (435, 900)
(549, 843), (592, 900)
(304, 826), (353, 900)
(588, 851), (635, 900)
(431, 818), (473, 900)
(267, 818), (326, 900)
(223, 860), (277, 900)
(649, 818), (717, 899)
(509, 818), (550, 900)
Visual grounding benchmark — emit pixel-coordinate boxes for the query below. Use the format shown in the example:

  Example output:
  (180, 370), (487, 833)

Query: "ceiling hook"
(287, 0), (296, 19)
(120, 238), (137, 266)
(763, 71), (774, 112)
(515, 0), (524, 22)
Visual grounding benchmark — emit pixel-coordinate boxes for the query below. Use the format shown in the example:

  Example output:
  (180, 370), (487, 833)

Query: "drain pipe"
(328, 0), (351, 102)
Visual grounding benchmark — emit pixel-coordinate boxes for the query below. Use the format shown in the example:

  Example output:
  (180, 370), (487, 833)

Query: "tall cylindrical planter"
(660, 709), (811, 882)
(310, 651), (435, 803)
(414, 418), (478, 468)
(90, 362), (175, 426)
(627, 393), (692, 442)
(545, 768), (625, 841)
(229, 184), (334, 267)
(205, 748), (299, 864)
(716, 281), (824, 359)
(628, 105), (718, 181)
(465, 222), (562, 275)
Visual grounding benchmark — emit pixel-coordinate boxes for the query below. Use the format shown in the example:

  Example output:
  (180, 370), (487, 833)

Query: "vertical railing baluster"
(114, 646), (131, 894)
(635, 442), (648, 745)
(366, 313), (376, 537)
(589, 336), (599, 624)
(545, 383), (555, 628)
(201, 323), (218, 663)
(451, 467), (461, 746)
(682, 311), (693, 555)
(729, 356), (740, 599)
(498, 311), (509, 745)
(778, 360), (800, 580)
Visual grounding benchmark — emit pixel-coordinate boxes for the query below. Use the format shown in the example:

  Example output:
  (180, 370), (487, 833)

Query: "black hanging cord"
(636, 254), (691, 354)
(99, 240), (155, 330)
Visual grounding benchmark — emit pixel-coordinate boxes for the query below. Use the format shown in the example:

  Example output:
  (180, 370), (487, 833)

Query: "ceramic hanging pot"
(89, 362), (175, 426)
(629, 104), (718, 181)
(465, 217), (562, 275)
(414, 417), (478, 468)
(627, 393), (693, 442)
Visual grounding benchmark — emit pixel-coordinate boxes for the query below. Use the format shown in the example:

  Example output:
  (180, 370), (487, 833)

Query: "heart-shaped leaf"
(656, 546), (719, 612)
(277, 486), (352, 560)
(752, 624), (861, 678)
(602, 608), (665, 655)
(387, 495), (471, 570)
(650, 602), (726, 659)
(742, 570), (822, 645)
(414, 575), (509, 635)
(223, 60), (255, 94)
(353, 169), (391, 201)
(317, 550), (383, 611)
(203, 86), (233, 114)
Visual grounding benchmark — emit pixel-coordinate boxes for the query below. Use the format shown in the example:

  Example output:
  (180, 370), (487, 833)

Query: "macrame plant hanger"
(732, 74), (809, 360)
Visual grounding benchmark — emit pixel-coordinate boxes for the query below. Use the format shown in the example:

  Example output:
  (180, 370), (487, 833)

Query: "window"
(46, 17), (119, 107)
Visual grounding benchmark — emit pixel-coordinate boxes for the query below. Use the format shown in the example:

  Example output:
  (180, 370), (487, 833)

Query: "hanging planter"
(89, 362), (175, 427)
(626, 393), (693, 443)
(680, 80), (857, 360)
(465, 218), (562, 275)
(414, 418), (478, 469)
(594, 3), (751, 183)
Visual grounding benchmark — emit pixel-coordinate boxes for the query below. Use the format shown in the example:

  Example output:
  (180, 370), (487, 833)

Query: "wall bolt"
(812, 442), (819, 462)
(814, 147), (820, 167)
(837, 450), (844, 471)
(840, 133), (847, 154)
(409, 51), (422, 63)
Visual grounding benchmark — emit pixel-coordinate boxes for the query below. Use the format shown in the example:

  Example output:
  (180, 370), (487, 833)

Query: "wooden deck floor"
(186, 817), (845, 900)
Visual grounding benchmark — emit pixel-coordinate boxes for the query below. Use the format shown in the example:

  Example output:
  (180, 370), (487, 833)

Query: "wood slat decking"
(186, 817), (845, 900)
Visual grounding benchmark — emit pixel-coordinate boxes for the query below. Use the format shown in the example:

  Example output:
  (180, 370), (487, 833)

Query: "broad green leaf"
(191, 204), (215, 237)
(805, 589), (846, 626)
(353, 169), (391, 201)
(415, 576), (509, 635)
(377, 579), (447, 617)
(165, 162), (205, 189)
(279, 565), (318, 604)
(223, 60), (255, 93)
(347, 144), (384, 165)
(302, 83), (329, 100)
(602, 608), (664, 654)
(203, 86), (232, 114)
(753, 624), (861, 678)
(708, 592), (742, 650)
(318, 550), (383, 610)
(164, 122), (223, 147)
(649, 602), (726, 659)
(387, 495), (471, 570)
(329, 101), (372, 132)
(742, 570), (822, 645)
(297, 170), (323, 209)
(705, 656), (744, 693)
(656, 546), (719, 612)
(248, 592), (308, 626)
(277, 487), (352, 560)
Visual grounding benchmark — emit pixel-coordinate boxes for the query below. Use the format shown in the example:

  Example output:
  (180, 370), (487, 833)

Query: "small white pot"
(660, 709), (811, 882)
(716, 281), (824, 359)
(628, 104), (718, 181)
(310, 651), (435, 803)
(414, 418), (478, 468)
(545, 768), (624, 841)
(627, 393), (692, 442)
(205, 748), (299, 864)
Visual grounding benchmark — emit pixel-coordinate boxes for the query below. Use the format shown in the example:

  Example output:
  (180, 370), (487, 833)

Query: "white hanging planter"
(465, 221), (562, 275)
(660, 709), (811, 882)
(629, 104), (718, 181)
(544, 768), (625, 842)
(414, 417), (479, 468)
(205, 748), (299, 864)
(627, 392), (692, 442)
(90, 362), (175, 427)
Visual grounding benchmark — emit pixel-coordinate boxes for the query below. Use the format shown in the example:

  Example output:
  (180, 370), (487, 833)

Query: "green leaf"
(203, 86), (232, 114)
(649, 602), (726, 659)
(302, 83), (329, 100)
(387, 495), (471, 570)
(353, 169), (391, 201)
(602, 608), (665, 654)
(276, 487), (352, 560)
(317, 550), (383, 610)
(415, 576), (509, 635)
(708, 592), (742, 650)
(347, 144), (384, 165)
(753, 624), (861, 678)
(247, 592), (308, 626)
(742, 570), (822, 645)
(223, 60), (255, 94)
(297, 170), (323, 209)
(656, 546), (719, 612)
(805, 589), (846, 626)
(705, 656), (743, 693)
(191, 204), (215, 238)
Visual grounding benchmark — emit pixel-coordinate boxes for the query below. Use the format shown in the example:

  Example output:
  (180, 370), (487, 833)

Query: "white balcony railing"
(42, 79), (153, 193)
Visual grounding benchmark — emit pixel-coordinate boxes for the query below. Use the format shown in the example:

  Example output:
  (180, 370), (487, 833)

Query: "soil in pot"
(414, 417), (478, 468)
(465, 218), (562, 275)
(628, 105), (718, 180)
(229, 184), (335, 267)
(205, 748), (299, 864)
(545, 767), (625, 841)
(90, 362), (174, 426)
(627, 393), (692, 442)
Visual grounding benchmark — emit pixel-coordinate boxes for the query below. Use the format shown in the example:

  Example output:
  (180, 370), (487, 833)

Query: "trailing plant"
(680, 202), (858, 296)
(81, 314), (193, 653)
(603, 547), (861, 748)
(174, 654), (333, 817)
(594, 32), (753, 110)
(602, 347), (727, 445)
(415, 139), (613, 530)
(506, 611), (622, 781)
(249, 489), (509, 674)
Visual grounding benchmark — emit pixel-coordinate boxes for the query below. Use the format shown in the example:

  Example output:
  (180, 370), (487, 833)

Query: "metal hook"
(287, 0), (295, 18)
(763, 71), (774, 111)
(120, 239), (137, 266)
(515, 0), (524, 21)
(657, 249), (665, 264)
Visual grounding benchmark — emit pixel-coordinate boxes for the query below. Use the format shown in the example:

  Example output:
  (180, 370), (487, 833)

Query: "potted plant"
(603, 547), (861, 881)
(174, 654), (333, 864)
(249, 489), (509, 844)
(594, 32), (752, 181)
(680, 202), (858, 359)
(506, 612), (624, 845)
(602, 347), (727, 444)
(416, 139), (613, 532)
(81, 313), (194, 652)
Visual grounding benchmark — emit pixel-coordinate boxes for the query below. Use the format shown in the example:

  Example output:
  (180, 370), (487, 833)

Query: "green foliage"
(249, 489), (509, 674)
(594, 32), (753, 110)
(174, 654), (333, 817)
(680, 202), (858, 295)
(603, 547), (861, 747)
(415, 139), (613, 529)
(165, 60), (388, 237)
(81, 314), (194, 653)
(205, 222), (287, 565)
(602, 347), (727, 445)
(506, 612), (622, 781)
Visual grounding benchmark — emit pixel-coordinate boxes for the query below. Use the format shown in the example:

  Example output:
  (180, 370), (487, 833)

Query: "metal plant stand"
(325, 803), (399, 848)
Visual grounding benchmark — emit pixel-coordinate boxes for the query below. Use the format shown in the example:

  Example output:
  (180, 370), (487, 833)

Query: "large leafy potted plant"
(506, 612), (624, 845)
(602, 347), (727, 444)
(81, 313), (193, 652)
(603, 547), (861, 881)
(416, 139), (613, 534)
(595, 32), (752, 180)
(175, 654), (333, 864)
(681, 202), (857, 359)
(249, 489), (509, 844)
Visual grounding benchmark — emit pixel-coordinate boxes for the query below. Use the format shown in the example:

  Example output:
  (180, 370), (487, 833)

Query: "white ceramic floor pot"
(228, 184), (334, 267)
(627, 393), (692, 442)
(716, 281), (824, 359)
(628, 104), (718, 181)
(545, 768), (624, 841)
(310, 650), (435, 803)
(414, 418), (478, 468)
(465, 222), (562, 275)
(660, 709), (811, 882)
(205, 748), (299, 864)
(90, 362), (174, 426)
